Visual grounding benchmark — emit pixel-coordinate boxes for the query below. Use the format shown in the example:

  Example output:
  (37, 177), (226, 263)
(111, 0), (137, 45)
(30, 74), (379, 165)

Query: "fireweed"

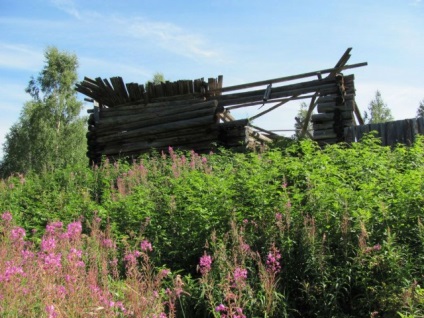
(0, 211), (180, 317)
(198, 221), (285, 317)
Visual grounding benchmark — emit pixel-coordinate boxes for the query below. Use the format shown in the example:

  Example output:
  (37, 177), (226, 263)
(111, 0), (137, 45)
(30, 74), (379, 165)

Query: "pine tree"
(363, 90), (394, 124)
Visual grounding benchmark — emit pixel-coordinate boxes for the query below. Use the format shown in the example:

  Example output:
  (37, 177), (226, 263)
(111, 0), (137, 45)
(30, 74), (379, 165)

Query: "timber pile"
(311, 74), (356, 145)
(76, 76), (224, 107)
(77, 48), (368, 164)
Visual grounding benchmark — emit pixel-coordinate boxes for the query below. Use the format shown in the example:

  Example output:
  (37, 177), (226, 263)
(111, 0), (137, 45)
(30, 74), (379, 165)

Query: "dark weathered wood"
(317, 100), (354, 113)
(225, 94), (316, 110)
(95, 105), (219, 135)
(212, 62), (367, 94)
(299, 92), (319, 138)
(218, 78), (335, 101)
(96, 115), (216, 144)
(311, 111), (353, 122)
(313, 129), (337, 140)
(220, 83), (338, 108)
(97, 100), (219, 127)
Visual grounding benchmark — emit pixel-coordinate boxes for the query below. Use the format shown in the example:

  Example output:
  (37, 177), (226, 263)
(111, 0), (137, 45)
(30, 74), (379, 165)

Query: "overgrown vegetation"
(1, 135), (424, 317)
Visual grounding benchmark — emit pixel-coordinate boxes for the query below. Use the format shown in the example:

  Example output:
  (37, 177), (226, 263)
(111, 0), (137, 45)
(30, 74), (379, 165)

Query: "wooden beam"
(211, 62), (367, 94)
(299, 93), (319, 138)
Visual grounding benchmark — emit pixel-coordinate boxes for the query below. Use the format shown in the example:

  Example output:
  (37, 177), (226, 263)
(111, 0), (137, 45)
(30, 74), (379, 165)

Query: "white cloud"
(46, 0), (222, 62)
(0, 43), (44, 72)
(126, 19), (220, 61)
(49, 0), (82, 19)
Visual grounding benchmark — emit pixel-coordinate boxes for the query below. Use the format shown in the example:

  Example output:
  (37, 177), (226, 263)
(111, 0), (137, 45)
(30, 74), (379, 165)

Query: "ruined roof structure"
(76, 48), (367, 165)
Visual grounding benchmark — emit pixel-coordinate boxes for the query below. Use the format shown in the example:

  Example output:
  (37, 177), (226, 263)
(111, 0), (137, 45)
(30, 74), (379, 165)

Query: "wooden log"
(110, 77), (129, 104)
(311, 111), (353, 123)
(96, 100), (219, 129)
(211, 62), (367, 94)
(317, 100), (354, 113)
(225, 94), (316, 110)
(98, 98), (205, 116)
(95, 106), (219, 135)
(218, 78), (335, 102)
(96, 115), (216, 144)
(313, 129), (337, 140)
(220, 83), (338, 108)
(98, 125), (220, 150)
(316, 94), (354, 104)
(100, 133), (218, 155)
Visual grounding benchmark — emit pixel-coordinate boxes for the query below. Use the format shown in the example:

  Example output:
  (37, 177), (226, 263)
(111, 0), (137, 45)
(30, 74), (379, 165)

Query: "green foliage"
(0, 46), (87, 178)
(364, 90), (394, 124)
(1, 135), (424, 317)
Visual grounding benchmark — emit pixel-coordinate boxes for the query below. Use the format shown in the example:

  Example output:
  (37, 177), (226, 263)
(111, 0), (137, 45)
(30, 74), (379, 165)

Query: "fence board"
(344, 118), (424, 146)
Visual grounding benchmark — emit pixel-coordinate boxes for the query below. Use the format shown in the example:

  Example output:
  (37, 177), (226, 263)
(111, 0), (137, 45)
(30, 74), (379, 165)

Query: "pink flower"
(45, 304), (58, 318)
(124, 250), (141, 264)
(1, 211), (12, 222)
(41, 237), (57, 252)
(215, 304), (227, 312)
(199, 254), (212, 275)
(66, 221), (82, 239)
(241, 243), (250, 252)
(3, 262), (24, 281)
(234, 307), (246, 318)
(10, 227), (26, 241)
(266, 246), (282, 274)
(21, 250), (35, 261)
(45, 221), (63, 235)
(140, 239), (153, 252)
(160, 269), (171, 277)
(275, 212), (283, 221)
(233, 267), (248, 285)
(43, 253), (62, 271)
(373, 244), (382, 251)
(102, 238), (114, 248)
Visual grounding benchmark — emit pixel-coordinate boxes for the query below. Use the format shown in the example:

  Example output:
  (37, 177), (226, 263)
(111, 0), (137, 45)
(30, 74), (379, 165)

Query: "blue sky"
(1, 0), (423, 159)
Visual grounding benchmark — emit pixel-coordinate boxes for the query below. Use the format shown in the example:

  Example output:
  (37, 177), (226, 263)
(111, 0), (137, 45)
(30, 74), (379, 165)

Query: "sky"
(0, 0), (423, 159)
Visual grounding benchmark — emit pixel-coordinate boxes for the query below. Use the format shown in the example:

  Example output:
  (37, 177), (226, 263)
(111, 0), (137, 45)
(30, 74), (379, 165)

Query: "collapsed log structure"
(76, 48), (367, 164)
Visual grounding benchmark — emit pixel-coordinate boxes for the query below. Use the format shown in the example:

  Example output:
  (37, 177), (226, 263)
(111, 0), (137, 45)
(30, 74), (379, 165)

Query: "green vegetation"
(364, 90), (394, 124)
(0, 47), (87, 178)
(1, 135), (424, 317)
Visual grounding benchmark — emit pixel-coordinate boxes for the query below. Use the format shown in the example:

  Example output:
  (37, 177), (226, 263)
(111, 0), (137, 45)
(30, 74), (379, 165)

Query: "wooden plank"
(212, 62), (367, 94)
(225, 94), (316, 110)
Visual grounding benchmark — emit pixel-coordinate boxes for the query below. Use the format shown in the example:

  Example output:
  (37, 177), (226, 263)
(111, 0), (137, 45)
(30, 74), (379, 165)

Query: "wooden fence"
(344, 117), (424, 146)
